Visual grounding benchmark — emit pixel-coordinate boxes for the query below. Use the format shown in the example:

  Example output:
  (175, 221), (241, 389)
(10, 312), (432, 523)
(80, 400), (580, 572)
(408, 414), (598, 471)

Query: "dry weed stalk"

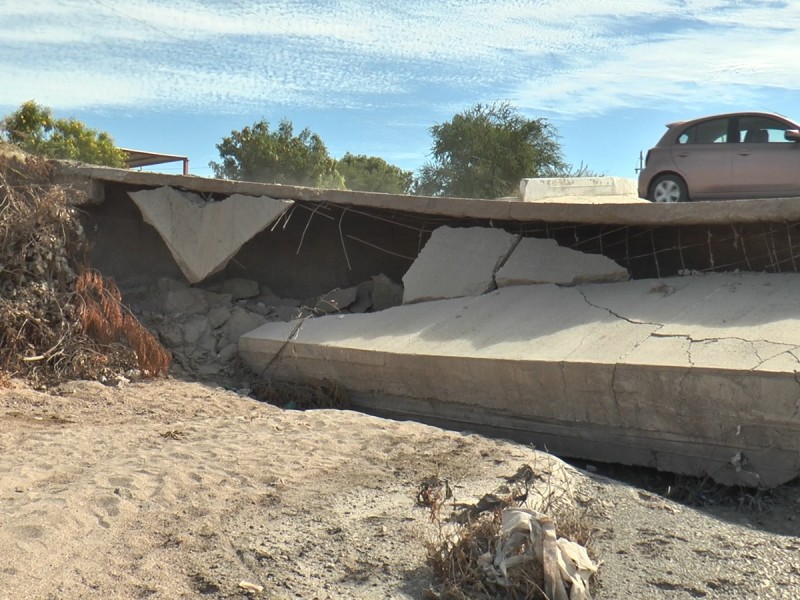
(75, 270), (171, 376)
(251, 376), (349, 410)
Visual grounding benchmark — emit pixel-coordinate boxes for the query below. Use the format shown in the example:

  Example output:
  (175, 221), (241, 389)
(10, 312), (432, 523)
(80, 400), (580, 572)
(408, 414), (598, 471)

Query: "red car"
(638, 111), (800, 202)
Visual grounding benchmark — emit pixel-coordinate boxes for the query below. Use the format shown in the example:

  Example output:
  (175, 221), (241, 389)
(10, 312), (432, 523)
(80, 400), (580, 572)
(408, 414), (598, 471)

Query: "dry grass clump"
(251, 376), (349, 410)
(422, 461), (596, 600)
(0, 148), (170, 385)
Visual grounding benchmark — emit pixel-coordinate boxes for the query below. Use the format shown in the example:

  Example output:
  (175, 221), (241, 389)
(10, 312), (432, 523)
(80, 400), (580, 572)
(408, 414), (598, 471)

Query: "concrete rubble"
(127, 273), (404, 381)
(240, 272), (800, 488)
(128, 187), (293, 284)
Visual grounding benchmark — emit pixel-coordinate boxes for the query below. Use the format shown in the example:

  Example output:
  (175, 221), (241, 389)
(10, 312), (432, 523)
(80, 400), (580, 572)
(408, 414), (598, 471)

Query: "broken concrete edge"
(55, 162), (800, 226)
(496, 237), (630, 287)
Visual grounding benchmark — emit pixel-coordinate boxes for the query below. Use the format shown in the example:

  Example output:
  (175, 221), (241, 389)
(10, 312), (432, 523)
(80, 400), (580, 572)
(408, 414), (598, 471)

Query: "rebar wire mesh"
(300, 196), (800, 280)
(515, 221), (800, 279)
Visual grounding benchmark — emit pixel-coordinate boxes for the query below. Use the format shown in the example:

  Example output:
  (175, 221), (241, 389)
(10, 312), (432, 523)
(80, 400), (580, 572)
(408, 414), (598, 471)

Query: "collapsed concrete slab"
(402, 226), (519, 303)
(129, 187), (293, 283)
(495, 238), (629, 287)
(239, 272), (800, 488)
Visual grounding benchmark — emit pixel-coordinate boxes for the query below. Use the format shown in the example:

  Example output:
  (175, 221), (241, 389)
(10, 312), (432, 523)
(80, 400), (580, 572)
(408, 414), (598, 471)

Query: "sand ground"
(1, 377), (799, 599)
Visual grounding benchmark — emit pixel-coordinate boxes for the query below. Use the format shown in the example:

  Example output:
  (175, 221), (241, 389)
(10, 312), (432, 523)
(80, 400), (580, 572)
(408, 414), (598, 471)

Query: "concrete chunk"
(129, 187), (293, 284)
(402, 226), (519, 303)
(496, 238), (629, 287)
(223, 307), (268, 347)
(218, 278), (260, 300)
(371, 274), (403, 311)
(314, 286), (359, 314)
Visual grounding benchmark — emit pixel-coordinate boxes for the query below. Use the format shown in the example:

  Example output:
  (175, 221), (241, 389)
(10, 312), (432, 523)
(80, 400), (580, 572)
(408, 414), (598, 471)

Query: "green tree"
(414, 101), (566, 198)
(210, 119), (344, 189)
(336, 153), (412, 194)
(1, 100), (126, 167)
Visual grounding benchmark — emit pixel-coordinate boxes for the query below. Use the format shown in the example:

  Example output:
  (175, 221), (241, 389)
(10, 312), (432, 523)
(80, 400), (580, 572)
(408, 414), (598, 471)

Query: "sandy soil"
(1, 377), (799, 599)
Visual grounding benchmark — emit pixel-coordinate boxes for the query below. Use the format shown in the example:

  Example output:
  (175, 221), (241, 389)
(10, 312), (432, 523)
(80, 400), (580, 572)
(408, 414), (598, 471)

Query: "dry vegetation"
(421, 462), (597, 600)
(0, 146), (170, 385)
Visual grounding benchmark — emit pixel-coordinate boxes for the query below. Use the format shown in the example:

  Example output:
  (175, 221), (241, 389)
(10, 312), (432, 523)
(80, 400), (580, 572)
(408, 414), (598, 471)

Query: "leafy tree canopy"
(1, 100), (126, 167)
(210, 119), (344, 189)
(336, 152), (412, 194)
(414, 101), (567, 198)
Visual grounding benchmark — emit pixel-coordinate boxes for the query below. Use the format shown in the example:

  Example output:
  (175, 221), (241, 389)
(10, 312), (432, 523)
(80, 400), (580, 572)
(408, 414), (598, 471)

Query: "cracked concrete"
(241, 272), (800, 487)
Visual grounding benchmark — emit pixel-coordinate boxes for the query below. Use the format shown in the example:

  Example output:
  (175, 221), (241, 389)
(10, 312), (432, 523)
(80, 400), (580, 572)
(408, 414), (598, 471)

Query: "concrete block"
(268, 306), (302, 322)
(223, 307), (268, 346)
(371, 274), (403, 311)
(163, 288), (212, 315)
(129, 187), (293, 284)
(519, 177), (637, 202)
(495, 238), (629, 287)
(207, 305), (232, 329)
(402, 226), (519, 303)
(218, 342), (239, 364)
(314, 286), (359, 314)
(349, 280), (375, 313)
(218, 278), (260, 300)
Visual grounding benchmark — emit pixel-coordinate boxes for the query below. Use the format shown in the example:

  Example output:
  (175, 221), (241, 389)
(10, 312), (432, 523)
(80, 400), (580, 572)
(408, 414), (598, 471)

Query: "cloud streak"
(2, 0), (799, 119)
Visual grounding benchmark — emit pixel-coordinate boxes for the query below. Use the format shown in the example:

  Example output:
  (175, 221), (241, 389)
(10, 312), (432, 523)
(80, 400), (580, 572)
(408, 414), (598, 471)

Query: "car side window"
(677, 118), (729, 144)
(739, 116), (791, 143)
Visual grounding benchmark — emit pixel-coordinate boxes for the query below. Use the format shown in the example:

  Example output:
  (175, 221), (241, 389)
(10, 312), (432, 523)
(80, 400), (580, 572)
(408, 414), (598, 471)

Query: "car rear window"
(677, 118), (729, 144)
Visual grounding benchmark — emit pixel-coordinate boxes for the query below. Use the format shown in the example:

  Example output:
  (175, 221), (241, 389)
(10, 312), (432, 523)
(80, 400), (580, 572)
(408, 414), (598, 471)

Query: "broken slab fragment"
(129, 187), (293, 284)
(495, 237), (629, 287)
(402, 226), (519, 303)
(239, 272), (800, 488)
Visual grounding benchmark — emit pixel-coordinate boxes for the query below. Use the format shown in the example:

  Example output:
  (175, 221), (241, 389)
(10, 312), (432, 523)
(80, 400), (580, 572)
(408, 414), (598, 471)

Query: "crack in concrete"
(578, 289), (800, 366)
(490, 234), (522, 288)
(577, 289), (662, 328)
(676, 368), (691, 416)
(610, 362), (622, 420)
(792, 373), (800, 421)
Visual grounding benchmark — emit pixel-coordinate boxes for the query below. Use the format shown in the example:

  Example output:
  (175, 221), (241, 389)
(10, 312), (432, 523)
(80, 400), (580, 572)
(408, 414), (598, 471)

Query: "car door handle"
(677, 152), (689, 158)
(738, 151), (751, 156)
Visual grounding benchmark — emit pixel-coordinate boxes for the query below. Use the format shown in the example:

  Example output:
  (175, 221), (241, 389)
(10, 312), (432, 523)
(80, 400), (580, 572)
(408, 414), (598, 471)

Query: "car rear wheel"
(650, 175), (689, 203)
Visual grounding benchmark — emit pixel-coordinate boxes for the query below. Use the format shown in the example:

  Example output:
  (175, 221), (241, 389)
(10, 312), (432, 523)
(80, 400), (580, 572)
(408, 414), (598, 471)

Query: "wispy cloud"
(2, 0), (799, 118)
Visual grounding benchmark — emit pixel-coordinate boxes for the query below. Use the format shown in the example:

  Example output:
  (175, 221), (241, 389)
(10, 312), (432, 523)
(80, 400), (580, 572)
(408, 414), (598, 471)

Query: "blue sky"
(2, 0), (799, 181)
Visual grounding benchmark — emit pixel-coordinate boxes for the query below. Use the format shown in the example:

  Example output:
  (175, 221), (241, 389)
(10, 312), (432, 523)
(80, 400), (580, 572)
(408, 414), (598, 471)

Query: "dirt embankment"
(1, 378), (799, 599)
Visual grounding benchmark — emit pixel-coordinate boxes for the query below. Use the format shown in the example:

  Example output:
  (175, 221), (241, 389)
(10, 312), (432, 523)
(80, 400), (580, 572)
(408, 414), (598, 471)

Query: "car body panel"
(638, 111), (800, 201)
